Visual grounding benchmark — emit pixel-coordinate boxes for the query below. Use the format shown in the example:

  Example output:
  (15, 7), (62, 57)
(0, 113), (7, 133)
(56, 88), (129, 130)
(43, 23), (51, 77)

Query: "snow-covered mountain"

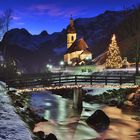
(0, 10), (137, 72)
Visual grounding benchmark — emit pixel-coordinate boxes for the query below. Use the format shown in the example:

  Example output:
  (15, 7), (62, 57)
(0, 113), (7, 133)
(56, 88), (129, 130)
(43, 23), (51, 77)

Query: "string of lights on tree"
(106, 34), (123, 69)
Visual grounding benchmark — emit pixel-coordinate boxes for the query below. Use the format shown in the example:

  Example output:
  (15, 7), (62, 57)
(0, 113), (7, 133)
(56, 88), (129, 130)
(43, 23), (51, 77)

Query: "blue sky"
(0, 0), (139, 34)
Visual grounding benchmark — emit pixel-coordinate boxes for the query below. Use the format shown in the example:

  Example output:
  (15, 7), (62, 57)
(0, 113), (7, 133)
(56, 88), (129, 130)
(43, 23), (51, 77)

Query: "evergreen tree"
(105, 34), (122, 68)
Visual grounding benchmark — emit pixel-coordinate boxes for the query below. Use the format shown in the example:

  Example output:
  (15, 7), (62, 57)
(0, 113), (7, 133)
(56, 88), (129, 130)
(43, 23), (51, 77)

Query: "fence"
(5, 74), (136, 88)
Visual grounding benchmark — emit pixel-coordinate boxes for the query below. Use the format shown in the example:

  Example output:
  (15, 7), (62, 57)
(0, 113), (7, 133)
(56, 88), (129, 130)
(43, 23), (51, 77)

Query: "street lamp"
(49, 65), (52, 69)
(60, 61), (64, 67)
(85, 57), (90, 60)
(46, 64), (53, 72)
(59, 61), (64, 73)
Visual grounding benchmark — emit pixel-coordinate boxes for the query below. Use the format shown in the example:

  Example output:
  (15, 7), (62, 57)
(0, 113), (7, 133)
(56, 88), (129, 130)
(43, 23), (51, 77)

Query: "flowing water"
(29, 90), (140, 140)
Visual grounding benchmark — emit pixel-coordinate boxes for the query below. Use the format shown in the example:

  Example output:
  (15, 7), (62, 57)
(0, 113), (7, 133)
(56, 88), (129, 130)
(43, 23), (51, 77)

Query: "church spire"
(67, 15), (76, 33)
(70, 14), (73, 20)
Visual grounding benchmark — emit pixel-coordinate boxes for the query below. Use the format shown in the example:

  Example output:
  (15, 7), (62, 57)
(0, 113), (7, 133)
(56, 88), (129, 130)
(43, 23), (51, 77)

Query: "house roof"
(80, 49), (91, 54)
(65, 38), (91, 54)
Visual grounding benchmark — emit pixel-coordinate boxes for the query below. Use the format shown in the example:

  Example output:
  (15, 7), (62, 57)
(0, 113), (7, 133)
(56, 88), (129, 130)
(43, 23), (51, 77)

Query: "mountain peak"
(4, 28), (31, 37)
(20, 28), (30, 34)
(104, 10), (115, 14)
(40, 30), (49, 36)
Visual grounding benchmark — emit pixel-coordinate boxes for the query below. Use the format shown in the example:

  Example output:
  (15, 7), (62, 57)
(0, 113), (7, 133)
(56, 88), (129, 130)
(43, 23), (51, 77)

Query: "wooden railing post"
(25, 80), (27, 87)
(59, 75), (61, 86)
(120, 76), (122, 85)
(134, 76), (136, 85)
(75, 75), (77, 85)
(8, 74), (137, 88)
(90, 75), (92, 85)
(105, 76), (107, 85)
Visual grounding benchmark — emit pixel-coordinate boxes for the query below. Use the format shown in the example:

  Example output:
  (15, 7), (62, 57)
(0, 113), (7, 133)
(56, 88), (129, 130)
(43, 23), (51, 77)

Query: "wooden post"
(135, 75), (140, 85)
(105, 76), (107, 85)
(120, 76), (122, 85)
(73, 88), (83, 109)
(90, 75), (92, 85)
(134, 76), (136, 85)
(59, 75), (61, 86)
(75, 75), (77, 85)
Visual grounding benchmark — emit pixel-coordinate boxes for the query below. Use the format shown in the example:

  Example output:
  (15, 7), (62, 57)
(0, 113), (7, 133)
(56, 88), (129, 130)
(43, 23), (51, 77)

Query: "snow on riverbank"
(83, 86), (119, 96)
(0, 82), (33, 140)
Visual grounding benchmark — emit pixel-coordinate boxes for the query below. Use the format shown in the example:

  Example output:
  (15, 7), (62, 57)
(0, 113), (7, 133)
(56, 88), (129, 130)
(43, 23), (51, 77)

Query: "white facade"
(67, 33), (77, 48)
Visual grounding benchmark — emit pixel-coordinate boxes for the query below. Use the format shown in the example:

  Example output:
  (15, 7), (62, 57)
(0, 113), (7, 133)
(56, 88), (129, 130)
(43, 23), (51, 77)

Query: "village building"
(64, 16), (92, 65)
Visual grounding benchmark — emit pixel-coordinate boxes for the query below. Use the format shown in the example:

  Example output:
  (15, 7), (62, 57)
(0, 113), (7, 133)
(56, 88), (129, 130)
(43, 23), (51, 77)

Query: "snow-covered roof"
(65, 38), (91, 54)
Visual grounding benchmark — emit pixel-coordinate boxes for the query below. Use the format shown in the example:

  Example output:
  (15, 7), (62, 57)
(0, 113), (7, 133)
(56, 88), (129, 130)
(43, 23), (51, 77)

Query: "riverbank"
(7, 90), (48, 139)
(84, 87), (140, 111)
(51, 87), (140, 110)
(7, 86), (140, 140)
(0, 82), (33, 140)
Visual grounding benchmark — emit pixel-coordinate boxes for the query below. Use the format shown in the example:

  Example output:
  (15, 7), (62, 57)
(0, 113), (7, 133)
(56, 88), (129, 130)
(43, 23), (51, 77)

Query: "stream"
(28, 90), (140, 140)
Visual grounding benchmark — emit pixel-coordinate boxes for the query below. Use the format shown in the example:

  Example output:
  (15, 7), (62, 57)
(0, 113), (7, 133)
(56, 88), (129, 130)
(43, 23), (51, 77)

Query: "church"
(64, 16), (92, 65)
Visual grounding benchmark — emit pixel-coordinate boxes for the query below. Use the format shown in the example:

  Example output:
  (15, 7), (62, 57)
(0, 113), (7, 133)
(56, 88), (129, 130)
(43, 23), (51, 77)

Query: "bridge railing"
(49, 75), (135, 86)
(5, 75), (136, 88)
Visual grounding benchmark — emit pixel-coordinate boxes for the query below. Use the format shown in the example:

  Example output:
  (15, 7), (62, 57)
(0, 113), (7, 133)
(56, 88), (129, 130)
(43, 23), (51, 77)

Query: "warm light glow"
(85, 57), (90, 60)
(16, 84), (138, 93)
(106, 34), (123, 69)
(60, 61), (64, 66)
(46, 64), (53, 69)
(17, 71), (21, 75)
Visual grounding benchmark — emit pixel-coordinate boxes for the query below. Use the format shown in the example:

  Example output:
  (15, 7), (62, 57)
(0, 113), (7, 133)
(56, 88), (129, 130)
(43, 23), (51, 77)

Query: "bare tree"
(3, 9), (13, 33)
(0, 8), (13, 77)
(0, 9), (12, 39)
(0, 9), (13, 80)
(0, 16), (4, 39)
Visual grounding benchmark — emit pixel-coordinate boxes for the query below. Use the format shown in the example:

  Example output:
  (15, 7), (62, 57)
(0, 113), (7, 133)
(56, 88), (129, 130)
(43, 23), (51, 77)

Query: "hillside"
(1, 9), (139, 72)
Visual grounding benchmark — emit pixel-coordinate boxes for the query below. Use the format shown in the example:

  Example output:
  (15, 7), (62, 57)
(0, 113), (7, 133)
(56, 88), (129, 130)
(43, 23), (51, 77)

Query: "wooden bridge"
(4, 74), (137, 109)
(5, 74), (136, 88)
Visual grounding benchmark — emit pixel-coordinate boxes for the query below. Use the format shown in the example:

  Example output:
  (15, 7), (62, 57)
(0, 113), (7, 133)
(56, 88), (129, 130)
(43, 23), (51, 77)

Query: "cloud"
(12, 16), (21, 20)
(16, 22), (25, 25)
(28, 4), (84, 17)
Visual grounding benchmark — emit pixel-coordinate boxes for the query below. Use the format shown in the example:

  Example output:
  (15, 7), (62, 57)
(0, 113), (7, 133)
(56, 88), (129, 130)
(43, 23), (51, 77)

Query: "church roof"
(67, 25), (76, 33)
(65, 38), (91, 54)
(80, 49), (91, 54)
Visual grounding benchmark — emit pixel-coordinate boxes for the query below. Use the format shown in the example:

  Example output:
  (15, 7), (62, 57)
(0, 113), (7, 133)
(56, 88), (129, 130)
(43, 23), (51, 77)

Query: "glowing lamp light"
(85, 57), (90, 60)
(46, 64), (53, 69)
(49, 65), (52, 69)
(60, 61), (64, 66)
(46, 64), (50, 68)
(17, 71), (21, 75)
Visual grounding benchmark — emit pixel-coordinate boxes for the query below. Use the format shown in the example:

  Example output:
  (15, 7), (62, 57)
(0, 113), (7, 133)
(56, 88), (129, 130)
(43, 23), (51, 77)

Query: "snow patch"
(0, 83), (33, 140)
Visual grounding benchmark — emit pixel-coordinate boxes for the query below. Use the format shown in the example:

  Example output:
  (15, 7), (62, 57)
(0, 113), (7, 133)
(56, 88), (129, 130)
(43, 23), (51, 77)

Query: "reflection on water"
(29, 91), (140, 140)
(100, 107), (140, 140)
(29, 91), (80, 122)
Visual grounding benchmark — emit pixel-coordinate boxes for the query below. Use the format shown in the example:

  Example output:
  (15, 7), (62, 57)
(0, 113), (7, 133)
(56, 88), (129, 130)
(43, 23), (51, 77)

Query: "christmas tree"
(105, 34), (122, 68)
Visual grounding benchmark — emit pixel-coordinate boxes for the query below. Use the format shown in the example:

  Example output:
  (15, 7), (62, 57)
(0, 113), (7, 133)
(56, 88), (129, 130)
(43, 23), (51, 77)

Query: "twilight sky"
(0, 0), (140, 34)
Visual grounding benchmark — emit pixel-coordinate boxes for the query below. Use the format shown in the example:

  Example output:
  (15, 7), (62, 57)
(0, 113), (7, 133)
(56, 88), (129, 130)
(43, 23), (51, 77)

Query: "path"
(0, 82), (32, 140)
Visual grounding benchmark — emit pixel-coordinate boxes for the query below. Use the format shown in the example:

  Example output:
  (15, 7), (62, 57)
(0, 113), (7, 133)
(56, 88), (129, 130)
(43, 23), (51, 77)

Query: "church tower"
(64, 16), (92, 65)
(67, 16), (77, 48)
